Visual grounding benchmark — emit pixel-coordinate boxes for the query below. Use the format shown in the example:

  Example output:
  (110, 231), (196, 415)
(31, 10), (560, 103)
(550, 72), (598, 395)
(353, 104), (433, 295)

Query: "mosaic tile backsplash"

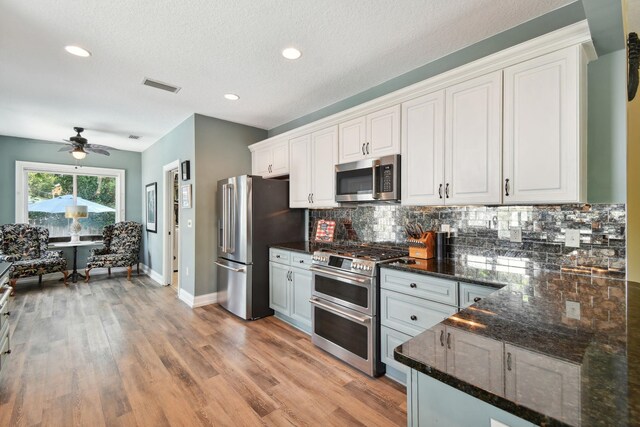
(309, 204), (626, 277)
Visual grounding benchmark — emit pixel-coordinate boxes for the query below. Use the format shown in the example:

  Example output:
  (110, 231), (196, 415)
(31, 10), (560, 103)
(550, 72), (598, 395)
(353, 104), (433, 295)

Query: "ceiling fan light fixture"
(64, 45), (92, 58)
(71, 147), (87, 160)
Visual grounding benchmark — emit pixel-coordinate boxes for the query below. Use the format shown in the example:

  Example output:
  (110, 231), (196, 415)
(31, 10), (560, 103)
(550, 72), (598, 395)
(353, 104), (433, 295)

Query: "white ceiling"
(629, 0), (640, 30)
(0, 0), (575, 152)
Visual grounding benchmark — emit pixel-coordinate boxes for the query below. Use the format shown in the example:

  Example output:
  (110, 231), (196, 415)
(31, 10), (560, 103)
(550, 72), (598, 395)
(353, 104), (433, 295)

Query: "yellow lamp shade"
(65, 205), (88, 219)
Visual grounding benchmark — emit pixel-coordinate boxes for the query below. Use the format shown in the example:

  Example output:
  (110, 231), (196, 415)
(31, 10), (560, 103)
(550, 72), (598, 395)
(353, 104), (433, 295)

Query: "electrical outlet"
(566, 300), (581, 320)
(509, 227), (522, 243)
(565, 229), (581, 248)
(491, 420), (511, 427)
(441, 224), (450, 233)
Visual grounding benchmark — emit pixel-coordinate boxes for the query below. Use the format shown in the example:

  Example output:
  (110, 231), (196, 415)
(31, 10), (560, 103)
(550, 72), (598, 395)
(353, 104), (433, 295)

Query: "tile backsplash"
(309, 204), (626, 277)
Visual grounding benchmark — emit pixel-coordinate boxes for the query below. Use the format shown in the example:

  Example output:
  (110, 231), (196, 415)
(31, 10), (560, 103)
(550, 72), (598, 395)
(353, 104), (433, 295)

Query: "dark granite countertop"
(393, 259), (635, 426)
(269, 241), (319, 254)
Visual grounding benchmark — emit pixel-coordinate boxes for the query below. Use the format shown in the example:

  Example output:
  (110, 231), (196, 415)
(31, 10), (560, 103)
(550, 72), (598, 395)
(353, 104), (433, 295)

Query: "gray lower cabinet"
(269, 249), (312, 332)
(505, 344), (581, 426)
(380, 268), (459, 385)
(0, 273), (11, 375)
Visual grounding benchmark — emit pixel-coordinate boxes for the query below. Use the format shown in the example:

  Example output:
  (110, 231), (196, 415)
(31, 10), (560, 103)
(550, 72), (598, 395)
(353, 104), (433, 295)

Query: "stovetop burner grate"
(318, 244), (408, 261)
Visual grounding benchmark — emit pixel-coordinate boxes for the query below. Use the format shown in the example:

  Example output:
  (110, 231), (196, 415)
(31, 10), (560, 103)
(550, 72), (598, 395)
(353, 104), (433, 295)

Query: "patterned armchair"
(0, 224), (68, 295)
(85, 221), (142, 282)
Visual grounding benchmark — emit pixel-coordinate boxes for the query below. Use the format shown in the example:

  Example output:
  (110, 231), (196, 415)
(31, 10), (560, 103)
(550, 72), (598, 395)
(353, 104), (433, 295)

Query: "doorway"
(162, 160), (180, 291)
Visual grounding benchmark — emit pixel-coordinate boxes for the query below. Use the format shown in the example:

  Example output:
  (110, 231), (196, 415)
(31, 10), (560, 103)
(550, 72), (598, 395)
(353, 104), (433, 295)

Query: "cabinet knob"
(276, 255), (280, 258)
(3, 311), (9, 317)
(3, 349), (10, 355)
(299, 260), (304, 264)
(473, 297), (481, 303)
(409, 283), (417, 288)
(410, 315), (417, 321)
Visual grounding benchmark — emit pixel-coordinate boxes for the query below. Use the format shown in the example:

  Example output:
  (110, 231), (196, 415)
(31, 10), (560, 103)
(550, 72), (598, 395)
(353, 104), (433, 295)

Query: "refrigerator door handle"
(221, 183), (228, 252)
(215, 261), (246, 273)
(226, 183), (235, 253)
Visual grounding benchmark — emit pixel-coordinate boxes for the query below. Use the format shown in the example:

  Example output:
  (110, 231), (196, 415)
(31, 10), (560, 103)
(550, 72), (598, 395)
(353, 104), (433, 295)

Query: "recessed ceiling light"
(64, 45), (92, 57)
(282, 47), (302, 60)
(224, 93), (240, 101)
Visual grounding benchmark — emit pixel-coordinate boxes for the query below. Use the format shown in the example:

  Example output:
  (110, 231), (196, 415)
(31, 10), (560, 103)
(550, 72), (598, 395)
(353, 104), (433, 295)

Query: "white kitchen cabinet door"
(445, 71), (503, 205)
(401, 91), (445, 205)
(367, 105), (401, 158)
(505, 344), (581, 425)
(252, 147), (272, 177)
(270, 140), (290, 177)
(503, 46), (584, 204)
(311, 126), (339, 207)
(269, 262), (290, 315)
(289, 267), (312, 327)
(289, 134), (312, 208)
(445, 326), (504, 396)
(338, 116), (366, 163)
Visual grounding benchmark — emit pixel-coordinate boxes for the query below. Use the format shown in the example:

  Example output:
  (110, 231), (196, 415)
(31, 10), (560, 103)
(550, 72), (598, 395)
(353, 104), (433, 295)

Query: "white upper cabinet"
(289, 134), (312, 208)
(289, 126), (339, 208)
(503, 46), (585, 204)
(338, 105), (400, 163)
(444, 71), (503, 205)
(402, 91), (446, 205)
(251, 139), (289, 178)
(311, 126), (339, 207)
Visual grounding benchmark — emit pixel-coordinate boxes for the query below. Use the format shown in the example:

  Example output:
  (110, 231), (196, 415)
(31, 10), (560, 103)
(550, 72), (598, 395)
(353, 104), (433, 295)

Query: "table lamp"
(65, 205), (88, 243)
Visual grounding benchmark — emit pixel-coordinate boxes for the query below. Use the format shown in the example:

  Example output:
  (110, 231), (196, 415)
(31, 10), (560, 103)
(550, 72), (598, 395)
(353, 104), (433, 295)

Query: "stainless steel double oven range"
(309, 245), (407, 376)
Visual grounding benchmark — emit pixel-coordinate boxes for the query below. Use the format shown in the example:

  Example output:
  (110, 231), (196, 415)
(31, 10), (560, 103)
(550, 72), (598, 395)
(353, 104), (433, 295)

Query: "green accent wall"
(0, 135), (143, 269)
(140, 113), (266, 297)
(587, 49), (627, 203)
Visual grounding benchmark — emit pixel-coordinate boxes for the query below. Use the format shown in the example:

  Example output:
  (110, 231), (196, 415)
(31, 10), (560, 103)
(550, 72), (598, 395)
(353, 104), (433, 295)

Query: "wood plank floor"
(0, 274), (406, 426)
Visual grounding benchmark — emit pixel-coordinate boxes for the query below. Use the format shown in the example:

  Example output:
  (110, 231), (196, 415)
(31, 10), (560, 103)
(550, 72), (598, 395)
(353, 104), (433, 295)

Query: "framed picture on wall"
(145, 182), (157, 233)
(181, 184), (192, 209)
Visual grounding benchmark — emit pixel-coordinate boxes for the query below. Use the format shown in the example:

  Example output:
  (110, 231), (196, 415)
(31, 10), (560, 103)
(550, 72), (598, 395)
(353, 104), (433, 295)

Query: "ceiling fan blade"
(58, 146), (73, 152)
(85, 143), (117, 151)
(85, 147), (110, 156)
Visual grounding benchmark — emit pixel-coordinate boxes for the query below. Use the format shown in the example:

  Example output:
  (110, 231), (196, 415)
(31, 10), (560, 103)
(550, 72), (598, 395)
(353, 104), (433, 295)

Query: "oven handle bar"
(309, 265), (369, 283)
(309, 298), (371, 324)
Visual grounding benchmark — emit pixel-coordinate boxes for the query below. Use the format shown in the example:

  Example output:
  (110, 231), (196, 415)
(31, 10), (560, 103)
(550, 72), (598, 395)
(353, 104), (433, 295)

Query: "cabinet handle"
(3, 349), (10, 355)
(438, 184), (443, 199)
(308, 193), (312, 203)
(276, 255), (281, 258)
(311, 193), (314, 203)
(3, 311), (9, 317)
(299, 260), (304, 264)
(410, 315), (417, 321)
(445, 183), (450, 198)
(366, 142), (370, 154)
(473, 297), (481, 303)
(505, 178), (510, 196)
(362, 143), (366, 155)
(439, 330), (445, 347)
(446, 332), (451, 349)
(409, 283), (417, 288)
(507, 352), (512, 371)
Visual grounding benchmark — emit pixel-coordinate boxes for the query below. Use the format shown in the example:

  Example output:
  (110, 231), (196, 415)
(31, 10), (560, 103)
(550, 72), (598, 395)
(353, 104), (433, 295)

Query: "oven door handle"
(309, 266), (368, 284)
(309, 298), (370, 324)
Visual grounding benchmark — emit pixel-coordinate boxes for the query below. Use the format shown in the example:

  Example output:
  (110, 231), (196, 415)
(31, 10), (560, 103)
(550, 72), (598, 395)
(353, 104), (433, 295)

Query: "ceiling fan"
(59, 127), (117, 159)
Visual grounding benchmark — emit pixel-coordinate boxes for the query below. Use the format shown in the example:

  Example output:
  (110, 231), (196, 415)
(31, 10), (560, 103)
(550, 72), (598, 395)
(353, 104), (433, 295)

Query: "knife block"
(407, 231), (436, 259)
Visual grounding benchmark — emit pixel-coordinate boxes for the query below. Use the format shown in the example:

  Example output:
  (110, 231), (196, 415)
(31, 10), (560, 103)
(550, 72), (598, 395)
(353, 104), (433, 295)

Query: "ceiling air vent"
(142, 77), (181, 94)
(128, 135), (141, 140)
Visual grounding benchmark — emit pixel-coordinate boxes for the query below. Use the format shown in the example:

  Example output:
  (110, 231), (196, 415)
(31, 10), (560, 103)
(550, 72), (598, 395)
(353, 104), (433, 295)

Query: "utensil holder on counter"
(407, 231), (435, 259)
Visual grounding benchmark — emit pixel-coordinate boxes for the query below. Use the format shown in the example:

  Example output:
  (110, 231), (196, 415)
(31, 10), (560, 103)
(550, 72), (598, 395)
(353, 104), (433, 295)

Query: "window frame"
(15, 161), (126, 231)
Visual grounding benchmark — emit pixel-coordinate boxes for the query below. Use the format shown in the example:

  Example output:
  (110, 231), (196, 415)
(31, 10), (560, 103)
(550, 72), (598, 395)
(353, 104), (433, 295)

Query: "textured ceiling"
(630, 0), (640, 30)
(0, 0), (575, 152)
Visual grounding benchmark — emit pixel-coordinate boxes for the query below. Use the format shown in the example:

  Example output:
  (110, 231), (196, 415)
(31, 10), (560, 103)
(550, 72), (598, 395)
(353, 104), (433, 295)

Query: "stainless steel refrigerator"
(216, 175), (304, 320)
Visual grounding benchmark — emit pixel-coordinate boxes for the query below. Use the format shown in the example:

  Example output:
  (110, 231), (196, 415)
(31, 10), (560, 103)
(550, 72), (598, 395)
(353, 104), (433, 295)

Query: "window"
(16, 162), (125, 238)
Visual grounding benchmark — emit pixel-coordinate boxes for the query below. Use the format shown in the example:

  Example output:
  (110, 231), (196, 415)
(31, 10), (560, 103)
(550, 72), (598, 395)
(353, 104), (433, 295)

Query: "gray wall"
(141, 115), (196, 294)
(0, 135), (143, 268)
(587, 49), (627, 203)
(193, 114), (267, 296)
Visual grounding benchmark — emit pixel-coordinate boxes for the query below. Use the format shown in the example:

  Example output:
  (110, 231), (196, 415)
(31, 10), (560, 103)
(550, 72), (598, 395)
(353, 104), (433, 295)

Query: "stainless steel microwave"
(335, 154), (401, 202)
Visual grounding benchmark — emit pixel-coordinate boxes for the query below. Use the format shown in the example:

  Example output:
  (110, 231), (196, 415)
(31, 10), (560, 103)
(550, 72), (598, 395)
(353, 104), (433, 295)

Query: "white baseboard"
(178, 288), (218, 308)
(139, 264), (164, 285)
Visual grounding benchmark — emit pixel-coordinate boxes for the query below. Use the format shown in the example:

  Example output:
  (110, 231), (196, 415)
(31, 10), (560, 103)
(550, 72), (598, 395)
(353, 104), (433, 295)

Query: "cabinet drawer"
(269, 248), (291, 265)
(290, 253), (312, 269)
(459, 282), (498, 308)
(380, 268), (458, 306)
(381, 326), (411, 375)
(381, 290), (457, 337)
(0, 287), (10, 333)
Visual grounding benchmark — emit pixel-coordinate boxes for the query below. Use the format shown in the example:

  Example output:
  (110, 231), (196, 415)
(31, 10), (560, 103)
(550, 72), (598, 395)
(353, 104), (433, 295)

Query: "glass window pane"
(77, 175), (116, 236)
(27, 172), (73, 237)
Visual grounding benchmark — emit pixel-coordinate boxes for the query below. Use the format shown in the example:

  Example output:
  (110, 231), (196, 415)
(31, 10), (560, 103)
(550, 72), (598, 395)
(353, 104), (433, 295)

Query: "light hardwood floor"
(0, 273), (406, 426)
